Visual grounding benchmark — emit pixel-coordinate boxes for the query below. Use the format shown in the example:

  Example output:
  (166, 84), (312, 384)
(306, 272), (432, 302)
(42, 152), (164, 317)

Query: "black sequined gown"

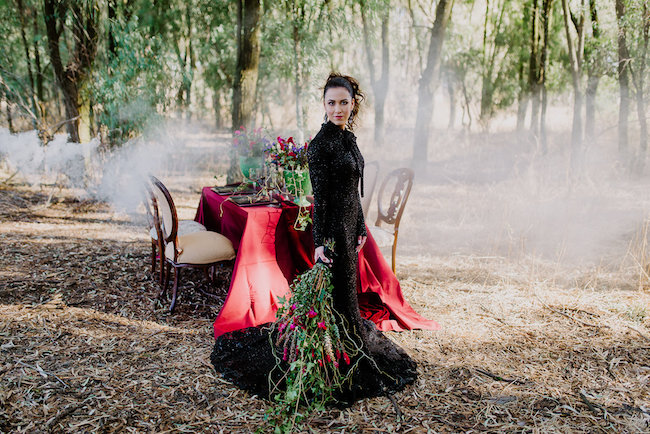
(211, 121), (417, 406)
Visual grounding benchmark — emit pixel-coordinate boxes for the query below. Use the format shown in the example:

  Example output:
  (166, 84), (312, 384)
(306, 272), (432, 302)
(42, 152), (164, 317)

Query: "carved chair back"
(149, 176), (180, 261)
(360, 161), (379, 219)
(375, 168), (414, 231)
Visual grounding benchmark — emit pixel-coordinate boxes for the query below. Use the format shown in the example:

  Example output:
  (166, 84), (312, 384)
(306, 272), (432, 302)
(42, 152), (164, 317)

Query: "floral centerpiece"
(233, 126), (269, 179)
(265, 136), (312, 230)
(266, 136), (311, 201)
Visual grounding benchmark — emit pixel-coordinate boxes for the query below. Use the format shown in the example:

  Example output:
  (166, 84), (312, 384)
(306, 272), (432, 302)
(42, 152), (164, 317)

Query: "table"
(195, 187), (439, 338)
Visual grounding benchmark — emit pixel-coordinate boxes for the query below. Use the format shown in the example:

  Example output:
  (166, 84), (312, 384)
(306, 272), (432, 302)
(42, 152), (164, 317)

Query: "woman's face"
(324, 86), (354, 129)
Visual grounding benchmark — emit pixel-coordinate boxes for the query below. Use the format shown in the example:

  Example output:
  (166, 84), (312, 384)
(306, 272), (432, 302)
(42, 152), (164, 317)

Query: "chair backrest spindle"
(150, 176), (179, 246)
(375, 168), (414, 229)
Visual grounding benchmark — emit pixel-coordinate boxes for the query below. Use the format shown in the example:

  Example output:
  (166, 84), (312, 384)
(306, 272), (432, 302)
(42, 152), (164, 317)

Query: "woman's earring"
(323, 113), (328, 122)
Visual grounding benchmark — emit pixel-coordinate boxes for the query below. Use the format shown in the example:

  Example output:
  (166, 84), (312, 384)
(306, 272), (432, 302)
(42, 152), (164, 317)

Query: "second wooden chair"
(368, 168), (414, 273)
(150, 176), (236, 312)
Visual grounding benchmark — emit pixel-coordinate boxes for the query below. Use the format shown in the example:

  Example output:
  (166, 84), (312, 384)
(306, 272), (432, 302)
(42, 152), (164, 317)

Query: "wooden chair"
(368, 168), (415, 273)
(150, 176), (236, 312)
(360, 161), (379, 219)
(143, 178), (206, 284)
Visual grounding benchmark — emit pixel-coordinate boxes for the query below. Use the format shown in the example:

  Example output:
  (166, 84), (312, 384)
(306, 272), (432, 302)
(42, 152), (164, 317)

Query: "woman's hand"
(314, 245), (332, 264)
(356, 235), (367, 253)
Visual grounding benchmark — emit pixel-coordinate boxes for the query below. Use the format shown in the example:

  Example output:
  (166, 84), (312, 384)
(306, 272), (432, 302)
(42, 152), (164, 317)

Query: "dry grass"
(1, 172), (650, 433)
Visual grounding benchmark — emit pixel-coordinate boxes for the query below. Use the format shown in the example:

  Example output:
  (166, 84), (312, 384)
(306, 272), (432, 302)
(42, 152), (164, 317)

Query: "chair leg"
(203, 267), (211, 283)
(151, 242), (156, 275)
(160, 262), (171, 298)
(170, 267), (181, 312)
(391, 236), (397, 274)
(158, 247), (166, 285)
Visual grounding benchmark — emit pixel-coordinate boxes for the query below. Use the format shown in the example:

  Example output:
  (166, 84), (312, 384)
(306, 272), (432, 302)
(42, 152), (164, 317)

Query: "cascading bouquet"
(266, 243), (361, 432)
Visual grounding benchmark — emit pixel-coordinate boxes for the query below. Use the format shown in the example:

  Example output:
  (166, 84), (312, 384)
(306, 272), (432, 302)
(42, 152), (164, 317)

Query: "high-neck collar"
(322, 120), (344, 132)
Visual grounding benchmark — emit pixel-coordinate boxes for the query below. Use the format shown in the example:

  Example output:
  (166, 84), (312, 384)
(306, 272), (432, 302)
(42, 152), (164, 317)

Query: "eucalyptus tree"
(614, 0), (649, 172)
(358, 0), (390, 147)
(583, 0), (608, 145)
(616, 0), (632, 159)
(232, 0), (262, 133)
(87, 0), (172, 146)
(412, 0), (454, 165)
(43, 0), (100, 143)
(622, 0), (649, 173)
(196, 0), (237, 130)
(0, 0), (50, 135)
(263, 0), (336, 140)
(527, 0), (555, 151)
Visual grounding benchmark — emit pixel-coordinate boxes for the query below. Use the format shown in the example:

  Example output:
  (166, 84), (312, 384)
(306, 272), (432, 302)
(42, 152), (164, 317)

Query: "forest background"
(0, 0), (647, 167)
(2, 1), (650, 431)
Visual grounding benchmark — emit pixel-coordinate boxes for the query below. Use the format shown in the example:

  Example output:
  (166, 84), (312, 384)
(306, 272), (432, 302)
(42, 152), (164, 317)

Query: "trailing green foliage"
(266, 257), (361, 432)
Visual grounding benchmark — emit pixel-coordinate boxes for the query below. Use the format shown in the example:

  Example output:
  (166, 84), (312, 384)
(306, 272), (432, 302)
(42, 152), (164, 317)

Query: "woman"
(306, 73), (417, 404)
(211, 74), (416, 406)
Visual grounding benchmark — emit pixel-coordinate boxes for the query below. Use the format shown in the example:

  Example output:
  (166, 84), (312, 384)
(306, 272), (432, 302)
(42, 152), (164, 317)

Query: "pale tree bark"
(538, 0), (553, 153)
(584, 0), (601, 145)
(292, 21), (304, 141)
(615, 0), (631, 160)
(229, 0), (261, 183)
(412, 0), (454, 165)
(361, 0), (390, 147)
(479, 0), (507, 127)
(528, 0), (541, 138)
(516, 62), (528, 133)
(1, 80), (14, 133)
(631, 2), (649, 174)
(561, 0), (586, 170)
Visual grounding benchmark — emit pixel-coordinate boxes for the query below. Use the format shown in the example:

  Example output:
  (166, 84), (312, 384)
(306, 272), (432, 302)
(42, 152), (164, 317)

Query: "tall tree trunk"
(232, 0), (261, 130)
(584, 0), (600, 145)
(108, 0), (117, 56)
(538, 0), (553, 154)
(214, 89), (222, 130)
(479, 0), (506, 127)
(516, 62), (528, 133)
(412, 0), (453, 165)
(1, 82), (14, 133)
(186, 1), (195, 120)
(361, 1), (390, 147)
(528, 0), (541, 138)
(292, 22), (304, 141)
(230, 0), (261, 183)
(561, 0), (585, 169)
(447, 67), (456, 129)
(16, 0), (38, 129)
(43, 1), (98, 143)
(32, 8), (43, 104)
(632, 2), (649, 174)
(615, 0), (631, 159)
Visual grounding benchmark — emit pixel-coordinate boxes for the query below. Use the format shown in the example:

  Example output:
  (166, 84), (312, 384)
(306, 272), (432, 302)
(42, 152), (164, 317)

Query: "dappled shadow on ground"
(1, 182), (649, 432)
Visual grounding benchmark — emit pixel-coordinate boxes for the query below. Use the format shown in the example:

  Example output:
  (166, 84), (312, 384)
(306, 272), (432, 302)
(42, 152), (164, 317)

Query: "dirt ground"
(1, 158), (650, 433)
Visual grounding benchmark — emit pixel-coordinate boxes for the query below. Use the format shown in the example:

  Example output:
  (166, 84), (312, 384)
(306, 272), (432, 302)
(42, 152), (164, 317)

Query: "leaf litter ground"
(1, 177), (650, 433)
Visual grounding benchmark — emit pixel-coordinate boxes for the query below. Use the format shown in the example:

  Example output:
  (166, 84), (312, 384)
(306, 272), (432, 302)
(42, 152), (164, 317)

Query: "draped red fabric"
(194, 187), (439, 338)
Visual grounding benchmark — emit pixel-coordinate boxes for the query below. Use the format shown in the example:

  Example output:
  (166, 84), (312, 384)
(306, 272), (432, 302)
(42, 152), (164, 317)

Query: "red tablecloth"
(195, 187), (439, 338)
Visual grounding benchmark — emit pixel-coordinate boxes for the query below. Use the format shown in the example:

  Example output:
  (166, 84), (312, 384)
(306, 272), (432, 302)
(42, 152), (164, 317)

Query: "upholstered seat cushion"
(165, 231), (236, 265)
(368, 225), (395, 247)
(150, 220), (206, 240)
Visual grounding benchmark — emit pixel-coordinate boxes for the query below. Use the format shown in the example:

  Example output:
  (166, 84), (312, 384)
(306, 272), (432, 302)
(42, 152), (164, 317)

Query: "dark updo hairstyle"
(323, 73), (365, 131)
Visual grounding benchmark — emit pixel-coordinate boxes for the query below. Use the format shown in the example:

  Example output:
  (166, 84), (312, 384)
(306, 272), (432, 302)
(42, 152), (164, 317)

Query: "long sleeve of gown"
(308, 141), (331, 248)
(356, 194), (367, 238)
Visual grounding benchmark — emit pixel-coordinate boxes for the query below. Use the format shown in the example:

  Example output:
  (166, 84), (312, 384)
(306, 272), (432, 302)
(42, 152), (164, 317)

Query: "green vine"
(265, 242), (362, 432)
